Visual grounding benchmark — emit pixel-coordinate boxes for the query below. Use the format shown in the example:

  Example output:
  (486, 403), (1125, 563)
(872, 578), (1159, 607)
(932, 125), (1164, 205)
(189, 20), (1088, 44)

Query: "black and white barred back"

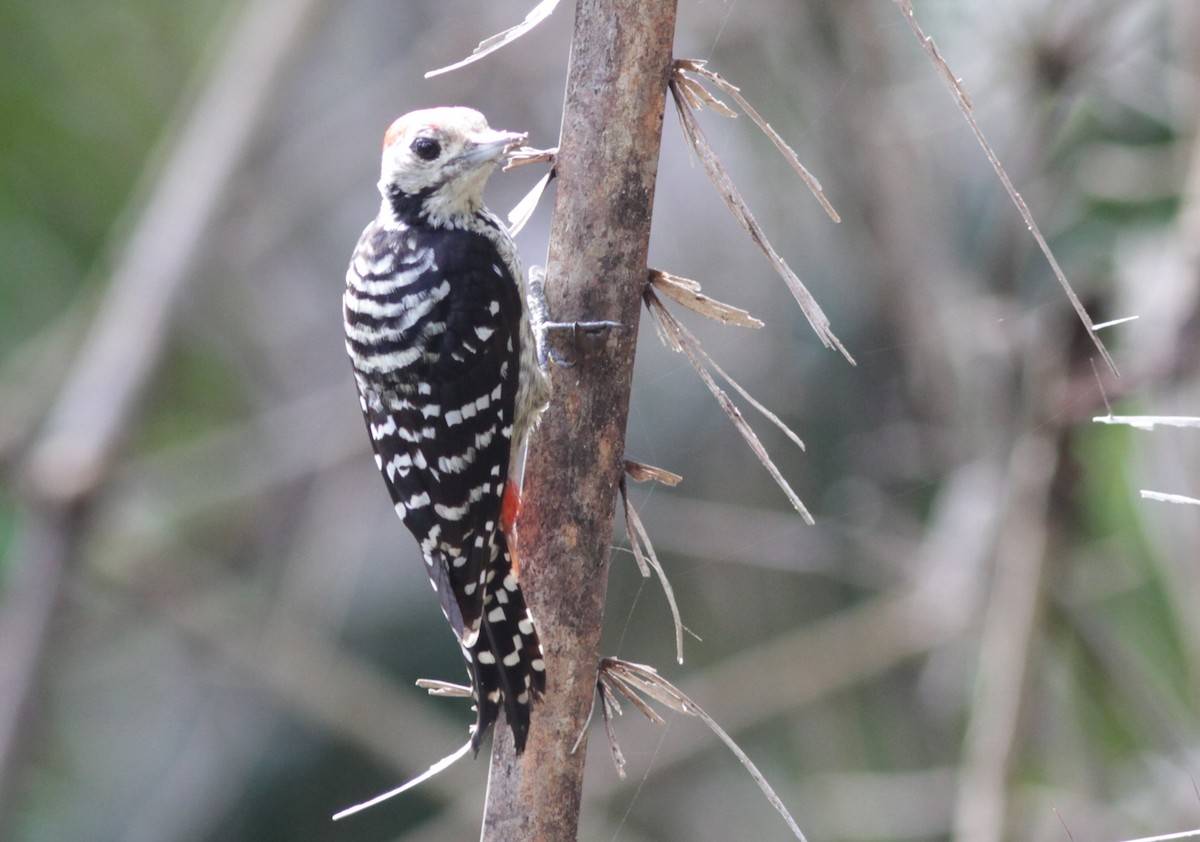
(343, 108), (548, 753)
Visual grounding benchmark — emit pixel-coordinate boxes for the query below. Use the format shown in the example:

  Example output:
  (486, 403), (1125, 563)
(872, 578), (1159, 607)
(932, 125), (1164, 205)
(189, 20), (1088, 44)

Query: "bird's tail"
(466, 535), (546, 754)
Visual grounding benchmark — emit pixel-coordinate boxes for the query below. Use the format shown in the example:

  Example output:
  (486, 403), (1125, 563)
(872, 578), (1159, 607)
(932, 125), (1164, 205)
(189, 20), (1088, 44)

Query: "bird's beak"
(463, 129), (527, 165)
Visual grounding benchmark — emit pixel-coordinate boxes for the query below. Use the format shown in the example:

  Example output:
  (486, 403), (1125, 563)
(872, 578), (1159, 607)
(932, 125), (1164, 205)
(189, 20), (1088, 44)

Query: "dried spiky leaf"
(1140, 491), (1200, 506)
(425, 0), (561, 78)
(598, 658), (810, 842)
(674, 71), (738, 118)
(415, 678), (471, 698)
(333, 739), (474, 820)
(597, 679), (628, 778)
(889, 0), (1115, 374)
(1093, 415), (1200, 431)
(604, 660), (692, 715)
(673, 73), (709, 113)
(599, 676), (623, 719)
(696, 338), (806, 453)
(621, 477), (687, 663)
(676, 60), (839, 222)
(620, 486), (651, 580)
(602, 670), (666, 725)
(650, 269), (764, 329)
(504, 145), (558, 170)
(669, 77), (853, 365)
(624, 459), (683, 487)
(645, 289), (813, 523)
(647, 293), (684, 353)
(507, 168), (554, 236)
(1116, 829), (1200, 842)
(1092, 315), (1139, 331)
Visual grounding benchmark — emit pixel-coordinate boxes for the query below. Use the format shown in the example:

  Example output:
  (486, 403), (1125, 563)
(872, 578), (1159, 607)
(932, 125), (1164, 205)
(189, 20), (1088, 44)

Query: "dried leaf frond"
(650, 269), (764, 329)
(675, 59), (839, 223)
(620, 476), (689, 663)
(333, 738), (474, 820)
(598, 658), (810, 842)
(674, 74), (709, 114)
(1116, 830), (1200, 842)
(504, 145), (558, 170)
(1139, 491), (1200, 506)
(668, 69), (853, 365)
(425, 0), (562, 78)
(597, 678), (629, 778)
(625, 458), (683, 487)
(889, 0), (1115, 374)
(503, 147), (558, 235)
(415, 678), (471, 698)
(644, 288), (813, 523)
(508, 170), (554, 236)
(1093, 415), (1200, 431)
(673, 70), (738, 118)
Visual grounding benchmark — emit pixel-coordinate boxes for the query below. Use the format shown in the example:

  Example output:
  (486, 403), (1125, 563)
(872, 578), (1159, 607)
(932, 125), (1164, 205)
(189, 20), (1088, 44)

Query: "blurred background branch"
(0, 0), (320, 831)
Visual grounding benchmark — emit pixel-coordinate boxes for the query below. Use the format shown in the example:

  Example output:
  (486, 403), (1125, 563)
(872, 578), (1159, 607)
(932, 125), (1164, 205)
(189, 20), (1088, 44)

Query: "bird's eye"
(411, 137), (441, 161)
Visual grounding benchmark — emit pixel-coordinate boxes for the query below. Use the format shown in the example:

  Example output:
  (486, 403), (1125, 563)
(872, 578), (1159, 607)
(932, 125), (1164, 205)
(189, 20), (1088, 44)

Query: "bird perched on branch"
(343, 107), (548, 753)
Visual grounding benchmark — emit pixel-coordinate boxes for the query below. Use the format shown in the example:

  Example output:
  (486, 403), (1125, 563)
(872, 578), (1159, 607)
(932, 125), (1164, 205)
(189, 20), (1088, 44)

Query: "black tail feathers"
(466, 548), (546, 754)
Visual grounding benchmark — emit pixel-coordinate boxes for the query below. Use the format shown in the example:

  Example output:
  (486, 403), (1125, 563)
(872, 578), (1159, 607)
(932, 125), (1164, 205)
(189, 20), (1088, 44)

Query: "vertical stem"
(953, 434), (1057, 842)
(480, 1), (678, 839)
(0, 507), (73, 824)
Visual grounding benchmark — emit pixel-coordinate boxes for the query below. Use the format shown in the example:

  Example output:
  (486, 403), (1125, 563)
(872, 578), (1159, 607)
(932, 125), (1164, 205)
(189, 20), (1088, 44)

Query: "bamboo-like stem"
(479, 1), (678, 839)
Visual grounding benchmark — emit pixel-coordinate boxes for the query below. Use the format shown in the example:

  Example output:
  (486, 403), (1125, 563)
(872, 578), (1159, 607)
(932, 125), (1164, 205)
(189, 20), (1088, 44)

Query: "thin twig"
(424, 0), (562, 78)
(333, 740), (475, 820)
(890, 0), (1116, 375)
(1118, 832), (1200, 842)
(1093, 415), (1200, 430)
(1139, 490), (1200, 506)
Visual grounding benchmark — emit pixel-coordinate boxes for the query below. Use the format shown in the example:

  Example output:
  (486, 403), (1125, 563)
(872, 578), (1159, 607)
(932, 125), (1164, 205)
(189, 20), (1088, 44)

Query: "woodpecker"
(344, 107), (548, 754)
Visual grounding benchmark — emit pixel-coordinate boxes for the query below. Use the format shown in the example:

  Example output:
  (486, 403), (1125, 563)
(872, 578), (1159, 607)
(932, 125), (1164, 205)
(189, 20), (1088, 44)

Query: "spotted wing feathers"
(345, 217), (544, 751)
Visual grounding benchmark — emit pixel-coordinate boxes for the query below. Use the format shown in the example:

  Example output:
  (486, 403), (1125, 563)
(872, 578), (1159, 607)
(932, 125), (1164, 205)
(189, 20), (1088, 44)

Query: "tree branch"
(479, 1), (678, 839)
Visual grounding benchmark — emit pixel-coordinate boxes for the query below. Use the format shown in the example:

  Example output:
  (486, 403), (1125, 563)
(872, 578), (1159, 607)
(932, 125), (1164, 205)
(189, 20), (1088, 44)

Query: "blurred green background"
(2, 1), (1199, 840)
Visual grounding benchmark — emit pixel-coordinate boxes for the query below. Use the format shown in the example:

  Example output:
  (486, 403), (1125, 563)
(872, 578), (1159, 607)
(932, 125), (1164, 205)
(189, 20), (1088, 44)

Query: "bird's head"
(378, 107), (526, 226)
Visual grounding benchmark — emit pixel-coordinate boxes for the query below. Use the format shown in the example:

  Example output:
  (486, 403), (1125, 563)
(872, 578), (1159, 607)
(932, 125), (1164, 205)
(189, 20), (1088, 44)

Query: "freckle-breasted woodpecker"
(343, 107), (548, 753)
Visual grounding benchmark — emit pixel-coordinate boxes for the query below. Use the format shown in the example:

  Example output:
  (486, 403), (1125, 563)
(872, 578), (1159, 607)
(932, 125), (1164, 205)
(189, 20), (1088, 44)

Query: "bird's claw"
(527, 268), (631, 370)
(536, 320), (631, 369)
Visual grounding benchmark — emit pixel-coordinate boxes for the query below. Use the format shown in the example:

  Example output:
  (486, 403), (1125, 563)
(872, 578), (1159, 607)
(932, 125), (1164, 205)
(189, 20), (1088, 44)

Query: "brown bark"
(479, 1), (679, 839)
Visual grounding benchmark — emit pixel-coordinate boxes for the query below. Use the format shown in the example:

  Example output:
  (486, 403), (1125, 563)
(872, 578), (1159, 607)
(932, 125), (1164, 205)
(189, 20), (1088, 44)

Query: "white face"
(378, 107), (526, 224)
